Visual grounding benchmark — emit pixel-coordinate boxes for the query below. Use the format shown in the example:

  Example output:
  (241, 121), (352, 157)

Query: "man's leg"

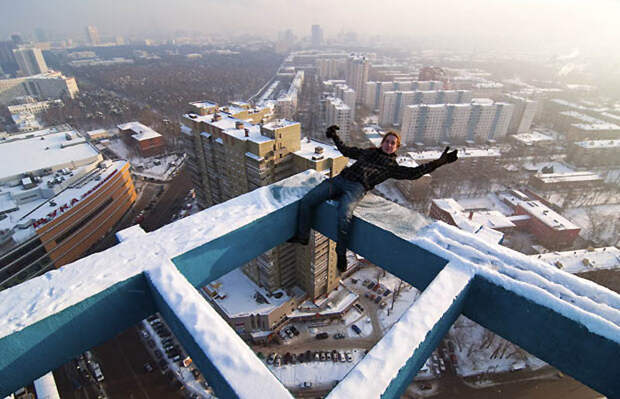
(289, 178), (339, 245)
(335, 181), (366, 272)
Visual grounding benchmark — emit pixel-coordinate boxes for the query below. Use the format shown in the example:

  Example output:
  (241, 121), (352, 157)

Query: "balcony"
(0, 170), (618, 398)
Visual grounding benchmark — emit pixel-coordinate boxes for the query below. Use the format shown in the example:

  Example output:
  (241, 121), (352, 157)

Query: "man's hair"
(381, 131), (401, 147)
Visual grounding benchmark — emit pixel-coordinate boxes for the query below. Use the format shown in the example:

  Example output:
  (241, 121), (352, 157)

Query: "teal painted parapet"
(464, 276), (620, 397)
(0, 171), (618, 398)
(0, 274), (156, 392)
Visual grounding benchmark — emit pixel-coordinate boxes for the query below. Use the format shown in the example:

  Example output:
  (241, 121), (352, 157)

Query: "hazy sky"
(1, 0), (619, 53)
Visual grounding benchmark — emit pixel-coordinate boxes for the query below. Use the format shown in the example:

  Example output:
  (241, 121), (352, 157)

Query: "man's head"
(380, 131), (401, 154)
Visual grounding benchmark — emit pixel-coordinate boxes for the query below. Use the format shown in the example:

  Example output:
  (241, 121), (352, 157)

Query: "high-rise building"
(504, 94), (538, 134)
(34, 28), (48, 43)
(85, 25), (99, 46)
(320, 96), (352, 142)
(345, 54), (369, 104)
(10, 34), (23, 45)
(0, 41), (18, 75)
(323, 80), (355, 120)
(364, 80), (445, 111)
(400, 99), (514, 146)
(181, 102), (349, 298)
(12, 47), (48, 76)
(316, 57), (346, 80)
(311, 24), (323, 47)
(379, 90), (472, 127)
(0, 71), (79, 105)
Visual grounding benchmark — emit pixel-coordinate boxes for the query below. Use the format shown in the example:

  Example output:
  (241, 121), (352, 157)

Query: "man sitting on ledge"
(288, 125), (458, 273)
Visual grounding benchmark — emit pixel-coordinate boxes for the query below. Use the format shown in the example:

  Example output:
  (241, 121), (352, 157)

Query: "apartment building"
(13, 47), (48, 76)
(504, 93), (538, 134)
(567, 139), (620, 167)
(345, 54), (369, 104)
(0, 128), (136, 290)
(320, 96), (352, 142)
(364, 80), (445, 111)
(181, 102), (349, 299)
(400, 99), (514, 146)
(0, 71), (79, 105)
(378, 89), (472, 127)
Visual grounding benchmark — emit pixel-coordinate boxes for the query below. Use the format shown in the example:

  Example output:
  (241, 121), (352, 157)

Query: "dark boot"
(337, 252), (347, 273)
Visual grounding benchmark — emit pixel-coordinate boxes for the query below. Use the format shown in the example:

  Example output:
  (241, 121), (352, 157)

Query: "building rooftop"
(407, 147), (500, 161)
(533, 247), (620, 274)
(117, 122), (162, 141)
(202, 268), (295, 318)
(294, 138), (343, 161)
(515, 200), (579, 230)
(534, 171), (603, 184)
(0, 159), (126, 246)
(189, 100), (217, 109)
(574, 139), (620, 149)
(511, 131), (554, 145)
(572, 122), (620, 131)
(0, 129), (99, 182)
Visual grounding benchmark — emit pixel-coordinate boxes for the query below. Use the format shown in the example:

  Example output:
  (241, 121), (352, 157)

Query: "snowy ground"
(104, 137), (184, 181)
(448, 316), (546, 377)
(373, 181), (412, 207)
(267, 349), (364, 389)
(563, 204), (620, 245)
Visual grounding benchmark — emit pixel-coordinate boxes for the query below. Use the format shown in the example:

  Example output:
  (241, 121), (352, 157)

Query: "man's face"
(381, 135), (398, 154)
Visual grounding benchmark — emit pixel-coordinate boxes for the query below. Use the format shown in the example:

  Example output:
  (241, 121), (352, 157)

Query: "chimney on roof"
(236, 121), (244, 130)
(468, 211), (474, 220)
(244, 128), (249, 137)
(213, 113), (222, 121)
(315, 146), (324, 154)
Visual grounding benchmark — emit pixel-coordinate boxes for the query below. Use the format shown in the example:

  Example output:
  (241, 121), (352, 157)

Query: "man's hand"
(326, 125), (339, 139)
(439, 146), (458, 165)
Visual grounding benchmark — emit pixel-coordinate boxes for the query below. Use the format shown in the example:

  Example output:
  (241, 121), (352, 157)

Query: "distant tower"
(311, 24), (323, 47)
(10, 34), (23, 46)
(12, 47), (48, 75)
(345, 54), (369, 104)
(34, 28), (48, 43)
(86, 25), (99, 46)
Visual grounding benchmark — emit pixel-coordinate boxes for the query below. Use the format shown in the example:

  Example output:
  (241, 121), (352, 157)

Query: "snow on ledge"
(0, 170), (325, 339)
(328, 262), (474, 399)
(412, 222), (620, 342)
(147, 260), (293, 399)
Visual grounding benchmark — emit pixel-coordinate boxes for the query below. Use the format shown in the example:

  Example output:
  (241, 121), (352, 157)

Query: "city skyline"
(0, 0), (619, 55)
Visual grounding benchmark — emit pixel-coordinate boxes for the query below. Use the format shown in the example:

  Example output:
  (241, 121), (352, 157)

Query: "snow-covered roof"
(0, 160), (127, 245)
(294, 138), (343, 161)
(574, 139), (620, 149)
(203, 268), (293, 318)
(0, 129), (99, 182)
(511, 131), (554, 145)
(407, 147), (500, 161)
(533, 247), (620, 274)
(117, 122), (162, 141)
(534, 171), (603, 184)
(515, 200), (579, 230)
(189, 100), (217, 109)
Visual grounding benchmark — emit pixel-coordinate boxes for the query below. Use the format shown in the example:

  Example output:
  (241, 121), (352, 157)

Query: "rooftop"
(0, 129), (99, 182)
(202, 268), (295, 318)
(511, 131), (554, 145)
(407, 147), (500, 161)
(533, 247), (620, 274)
(294, 138), (343, 161)
(534, 171), (603, 184)
(515, 200), (579, 230)
(117, 122), (162, 141)
(574, 139), (620, 149)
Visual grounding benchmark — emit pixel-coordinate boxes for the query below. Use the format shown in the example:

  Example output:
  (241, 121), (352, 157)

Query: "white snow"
(532, 247), (620, 274)
(0, 170), (326, 339)
(412, 222), (620, 342)
(328, 263), (474, 399)
(147, 260), (292, 398)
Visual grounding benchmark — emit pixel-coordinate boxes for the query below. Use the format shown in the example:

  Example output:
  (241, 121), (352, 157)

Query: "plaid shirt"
(332, 134), (440, 191)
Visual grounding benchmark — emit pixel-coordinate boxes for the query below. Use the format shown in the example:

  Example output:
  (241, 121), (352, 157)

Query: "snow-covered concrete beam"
(147, 260), (293, 399)
(327, 262), (474, 399)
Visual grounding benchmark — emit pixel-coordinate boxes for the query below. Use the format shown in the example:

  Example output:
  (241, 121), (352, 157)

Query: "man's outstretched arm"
(326, 125), (365, 159)
(390, 146), (458, 180)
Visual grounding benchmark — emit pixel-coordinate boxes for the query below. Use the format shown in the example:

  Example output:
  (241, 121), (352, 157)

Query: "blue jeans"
(295, 175), (366, 255)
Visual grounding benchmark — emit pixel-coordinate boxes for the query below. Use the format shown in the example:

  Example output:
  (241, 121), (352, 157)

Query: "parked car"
(354, 303), (364, 313)
(340, 351), (347, 363)
(274, 355), (281, 367)
(375, 296), (381, 304)
(352, 324), (361, 335)
(334, 332), (345, 339)
(319, 352), (326, 361)
(362, 279), (370, 287)
(144, 362), (153, 372)
(332, 350), (339, 362)
(154, 349), (163, 359)
(383, 289), (391, 297)
(315, 332), (329, 340)
(345, 351), (353, 362)
(267, 352), (276, 364)
(158, 359), (168, 371)
(367, 282), (375, 289)
(300, 381), (312, 389)
(290, 326), (300, 336)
